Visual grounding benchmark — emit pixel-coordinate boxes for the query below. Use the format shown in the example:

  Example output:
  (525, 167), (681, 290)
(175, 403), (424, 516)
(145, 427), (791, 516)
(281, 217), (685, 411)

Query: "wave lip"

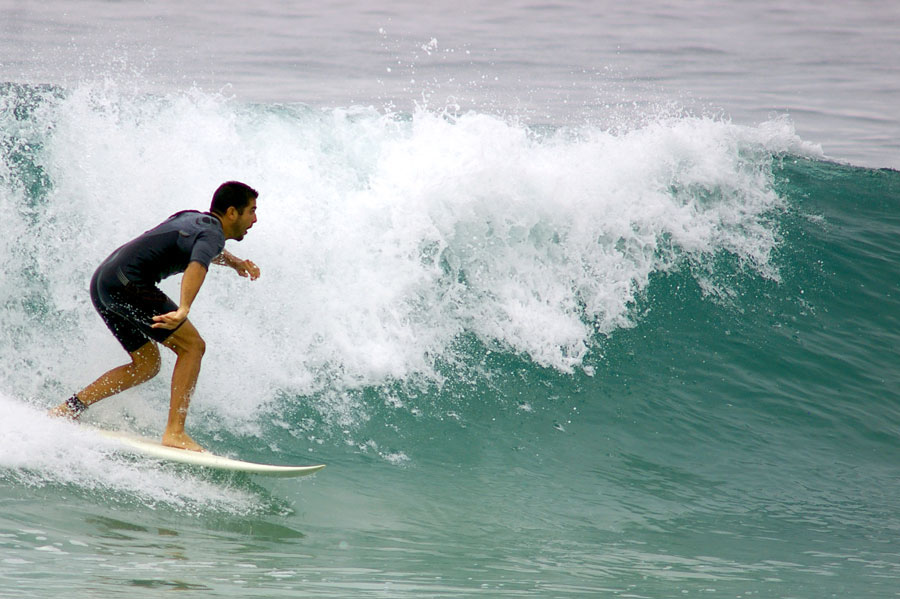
(0, 81), (819, 422)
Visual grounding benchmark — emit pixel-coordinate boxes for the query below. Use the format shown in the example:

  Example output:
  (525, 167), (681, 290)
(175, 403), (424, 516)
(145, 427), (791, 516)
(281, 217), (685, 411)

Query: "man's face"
(232, 199), (257, 241)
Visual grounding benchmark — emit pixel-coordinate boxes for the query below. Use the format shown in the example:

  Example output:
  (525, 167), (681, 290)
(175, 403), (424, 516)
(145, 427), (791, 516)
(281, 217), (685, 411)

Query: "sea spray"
(2, 82), (821, 429)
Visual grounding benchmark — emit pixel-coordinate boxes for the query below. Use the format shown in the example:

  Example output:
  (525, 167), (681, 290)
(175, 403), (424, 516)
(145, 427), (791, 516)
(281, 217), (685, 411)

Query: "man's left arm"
(212, 249), (260, 280)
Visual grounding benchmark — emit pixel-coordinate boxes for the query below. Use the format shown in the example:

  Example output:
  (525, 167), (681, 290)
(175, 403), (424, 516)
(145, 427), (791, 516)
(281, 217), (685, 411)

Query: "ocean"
(1, 1), (899, 597)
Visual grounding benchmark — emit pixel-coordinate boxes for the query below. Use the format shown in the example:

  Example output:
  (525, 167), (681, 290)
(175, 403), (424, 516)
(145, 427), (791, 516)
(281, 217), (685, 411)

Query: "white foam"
(0, 393), (266, 514)
(0, 82), (821, 428)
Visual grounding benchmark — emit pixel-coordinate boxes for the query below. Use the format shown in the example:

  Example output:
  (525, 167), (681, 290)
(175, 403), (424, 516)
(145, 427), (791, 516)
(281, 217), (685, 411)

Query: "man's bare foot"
(161, 430), (204, 452)
(48, 404), (75, 419)
(48, 396), (87, 420)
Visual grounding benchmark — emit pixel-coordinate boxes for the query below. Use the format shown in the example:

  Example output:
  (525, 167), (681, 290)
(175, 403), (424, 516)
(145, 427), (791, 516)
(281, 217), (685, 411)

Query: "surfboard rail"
(94, 429), (325, 477)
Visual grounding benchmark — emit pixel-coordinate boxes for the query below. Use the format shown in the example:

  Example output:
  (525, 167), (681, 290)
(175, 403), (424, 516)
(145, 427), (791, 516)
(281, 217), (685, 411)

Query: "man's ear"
(224, 205), (239, 221)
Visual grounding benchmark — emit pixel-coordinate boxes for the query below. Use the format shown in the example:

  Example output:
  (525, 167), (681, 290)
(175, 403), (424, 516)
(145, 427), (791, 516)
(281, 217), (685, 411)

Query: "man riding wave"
(51, 181), (260, 452)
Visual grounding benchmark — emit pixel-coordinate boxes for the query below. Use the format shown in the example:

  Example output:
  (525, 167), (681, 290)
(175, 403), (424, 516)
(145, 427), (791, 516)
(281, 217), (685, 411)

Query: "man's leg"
(160, 319), (206, 452)
(50, 342), (161, 418)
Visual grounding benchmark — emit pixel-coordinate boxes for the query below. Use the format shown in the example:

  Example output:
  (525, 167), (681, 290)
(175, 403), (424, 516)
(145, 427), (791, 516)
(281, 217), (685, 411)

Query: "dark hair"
(210, 181), (258, 215)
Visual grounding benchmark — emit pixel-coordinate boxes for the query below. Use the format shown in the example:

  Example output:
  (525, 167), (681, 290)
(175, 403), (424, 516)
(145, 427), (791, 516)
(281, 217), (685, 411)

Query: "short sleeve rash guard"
(101, 211), (226, 285)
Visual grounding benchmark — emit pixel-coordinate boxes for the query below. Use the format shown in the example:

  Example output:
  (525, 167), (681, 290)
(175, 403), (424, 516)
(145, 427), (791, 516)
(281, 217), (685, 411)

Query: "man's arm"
(151, 261), (208, 330)
(212, 249), (260, 280)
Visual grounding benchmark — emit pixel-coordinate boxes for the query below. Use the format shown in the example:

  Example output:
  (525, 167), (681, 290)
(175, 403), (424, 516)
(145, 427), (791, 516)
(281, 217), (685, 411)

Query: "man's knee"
(190, 335), (206, 357)
(162, 321), (207, 359)
(172, 331), (206, 358)
(131, 343), (162, 380)
(140, 355), (162, 380)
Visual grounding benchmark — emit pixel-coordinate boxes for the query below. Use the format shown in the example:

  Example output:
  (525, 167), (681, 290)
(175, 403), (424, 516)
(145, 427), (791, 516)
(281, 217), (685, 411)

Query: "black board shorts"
(90, 263), (182, 353)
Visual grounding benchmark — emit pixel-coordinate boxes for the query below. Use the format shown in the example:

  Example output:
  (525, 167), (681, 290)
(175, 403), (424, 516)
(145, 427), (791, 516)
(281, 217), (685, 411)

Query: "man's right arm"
(151, 261), (208, 329)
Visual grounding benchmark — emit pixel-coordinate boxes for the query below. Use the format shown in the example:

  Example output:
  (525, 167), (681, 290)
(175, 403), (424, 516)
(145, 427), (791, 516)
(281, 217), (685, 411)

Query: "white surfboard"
(95, 429), (325, 477)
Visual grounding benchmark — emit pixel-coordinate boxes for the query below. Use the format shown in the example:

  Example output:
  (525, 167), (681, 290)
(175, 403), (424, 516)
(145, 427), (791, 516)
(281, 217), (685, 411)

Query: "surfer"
(49, 181), (260, 452)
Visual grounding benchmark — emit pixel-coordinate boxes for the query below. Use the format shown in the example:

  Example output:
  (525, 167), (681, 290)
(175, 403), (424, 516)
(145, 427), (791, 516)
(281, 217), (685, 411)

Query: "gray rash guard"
(89, 210), (226, 352)
(102, 210), (226, 285)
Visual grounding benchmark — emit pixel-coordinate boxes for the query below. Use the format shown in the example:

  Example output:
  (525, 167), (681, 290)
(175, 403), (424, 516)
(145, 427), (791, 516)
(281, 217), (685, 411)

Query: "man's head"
(210, 181), (257, 216)
(210, 181), (258, 241)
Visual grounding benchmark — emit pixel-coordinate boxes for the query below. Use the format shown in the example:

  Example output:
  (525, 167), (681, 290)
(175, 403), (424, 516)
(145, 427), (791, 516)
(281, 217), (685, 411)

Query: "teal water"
(2, 81), (900, 598)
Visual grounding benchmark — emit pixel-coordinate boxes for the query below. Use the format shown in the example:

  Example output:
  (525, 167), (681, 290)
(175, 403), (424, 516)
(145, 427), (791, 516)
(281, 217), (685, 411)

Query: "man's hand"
(213, 250), (260, 280)
(234, 258), (260, 280)
(152, 306), (190, 330)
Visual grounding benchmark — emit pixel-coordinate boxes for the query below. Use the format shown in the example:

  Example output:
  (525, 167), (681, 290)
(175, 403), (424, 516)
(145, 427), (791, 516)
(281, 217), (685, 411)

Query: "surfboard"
(95, 429), (325, 477)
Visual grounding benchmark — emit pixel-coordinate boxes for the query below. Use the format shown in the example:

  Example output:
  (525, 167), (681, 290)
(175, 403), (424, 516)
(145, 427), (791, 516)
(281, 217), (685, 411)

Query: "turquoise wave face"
(2, 82), (900, 596)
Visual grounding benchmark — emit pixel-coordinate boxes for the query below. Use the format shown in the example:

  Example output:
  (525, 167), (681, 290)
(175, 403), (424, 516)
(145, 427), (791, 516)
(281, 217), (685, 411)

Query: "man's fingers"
(151, 311), (185, 329)
(238, 260), (260, 280)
